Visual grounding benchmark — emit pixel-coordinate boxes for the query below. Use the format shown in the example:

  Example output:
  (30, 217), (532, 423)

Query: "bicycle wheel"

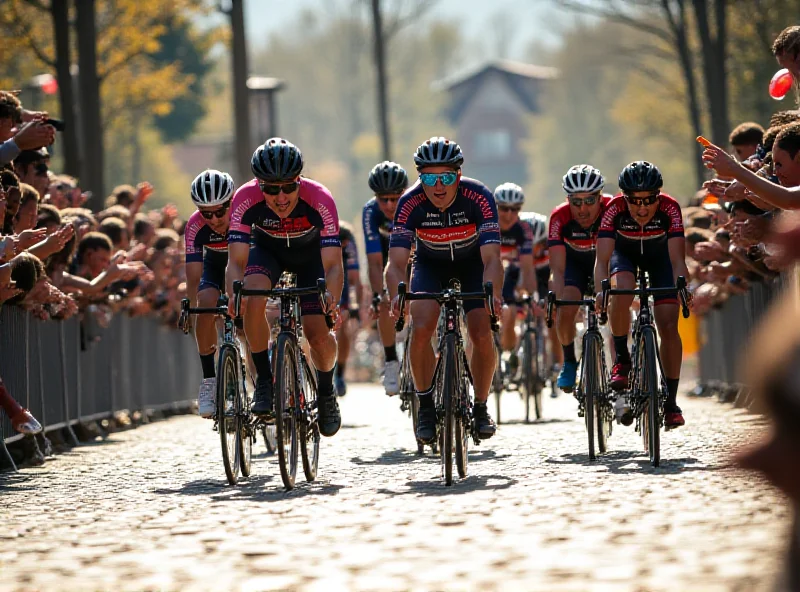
(492, 334), (503, 425)
(274, 334), (299, 489)
(399, 334), (423, 454)
(239, 354), (253, 477)
(641, 328), (660, 467)
(582, 334), (600, 461)
(216, 345), (240, 485)
(454, 352), (469, 479)
(441, 333), (458, 485)
(299, 356), (320, 482)
(594, 338), (612, 454)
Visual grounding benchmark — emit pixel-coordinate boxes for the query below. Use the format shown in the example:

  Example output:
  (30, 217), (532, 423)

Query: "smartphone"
(44, 118), (66, 131)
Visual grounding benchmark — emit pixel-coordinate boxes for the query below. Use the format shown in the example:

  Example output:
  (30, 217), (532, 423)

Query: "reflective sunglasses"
(624, 192), (660, 207)
(568, 193), (599, 207)
(259, 181), (299, 195)
(419, 172), (458, 187)
(199, 202), (230, 220)
(377, 195), (401, 204)
(498, 205), (521, 213)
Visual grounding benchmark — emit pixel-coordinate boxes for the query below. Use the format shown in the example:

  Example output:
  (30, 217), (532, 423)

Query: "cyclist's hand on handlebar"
(390, 294), (407, 319)
(595, 291), (606, 314)
(487, 295), (503, 318)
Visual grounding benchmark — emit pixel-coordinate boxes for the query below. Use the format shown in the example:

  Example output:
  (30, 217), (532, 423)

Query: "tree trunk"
(75, 0), (104, 210)
(370, 0), (391, 161)
(229, 0), (252, 183)
(51, 0), (80, 178)
(693, 0), (729, 146)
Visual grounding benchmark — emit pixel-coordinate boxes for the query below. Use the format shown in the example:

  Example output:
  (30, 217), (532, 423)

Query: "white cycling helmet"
(562, 164), (605, 194)
(521, 212), (548, 244)
(494, 182), (525, 206)
(190, 169), (235, 207)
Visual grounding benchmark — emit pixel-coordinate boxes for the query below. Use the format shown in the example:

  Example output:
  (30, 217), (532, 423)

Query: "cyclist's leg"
(608, 250), (636, 393)
(334, 274), (351, 396)
(243, 245), (280, 415)
(555, 267), (584, 392)
(538, 266), (562, 371)
(500, 265), (519, 352)
(650, 255), (684, 426)
(379, 252), (400, 394)
(195, 261), (222, 417)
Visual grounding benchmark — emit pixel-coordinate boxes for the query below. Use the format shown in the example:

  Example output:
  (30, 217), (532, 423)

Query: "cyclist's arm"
(185, 261), (202, 306)
(348, 267), (362, 305)
(668, 237), (690, 283)
(366, 253), (385, 295)
(385, 247), (411, 300)
(321, 246), (344, 304)
(225, 242), (249, 300)
(518, 253), (537, 296)
(480, 243), (503, 302)
(594, 237), (614, 293)
(549, 245), (566, 296)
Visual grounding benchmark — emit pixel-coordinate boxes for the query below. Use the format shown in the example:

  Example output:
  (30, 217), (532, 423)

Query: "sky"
(241, 0), (572, 65)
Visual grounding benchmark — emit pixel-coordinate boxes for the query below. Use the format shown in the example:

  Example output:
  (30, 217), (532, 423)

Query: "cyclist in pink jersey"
(226, 138), (343, 438)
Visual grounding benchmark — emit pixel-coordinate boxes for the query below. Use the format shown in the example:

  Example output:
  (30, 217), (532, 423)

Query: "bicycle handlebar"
(394, 281), (499, 333)
(232, 278), (335, 329)
(544, 292), (602, 328)
(178, 296), (231, 334)
(600, 275), (690, 319)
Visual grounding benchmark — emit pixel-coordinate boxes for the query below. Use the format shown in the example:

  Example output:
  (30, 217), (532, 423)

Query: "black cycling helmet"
(618, 161), (663, 193)
(251, 137), (304, 182)
(413, 136), (464, 170)
(368, 161), (409, 194)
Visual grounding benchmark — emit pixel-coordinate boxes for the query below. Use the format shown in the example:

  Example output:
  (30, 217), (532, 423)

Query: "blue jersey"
(390, 177), (500, 262)
(362, 198), (392, 261)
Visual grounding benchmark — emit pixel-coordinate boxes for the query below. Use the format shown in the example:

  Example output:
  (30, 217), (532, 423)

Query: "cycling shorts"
(410, 253), (485, 313)
(536, 266), (551, 298)
(244, 244), (326, 315)
(610, 246), (676, 305)
(198, 252), (227, 293)
(564, 255), (595, 297)
(502, 265), (520, 304)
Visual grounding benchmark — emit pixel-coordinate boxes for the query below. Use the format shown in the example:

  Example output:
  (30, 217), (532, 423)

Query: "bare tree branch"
(555, 0), (674, 44)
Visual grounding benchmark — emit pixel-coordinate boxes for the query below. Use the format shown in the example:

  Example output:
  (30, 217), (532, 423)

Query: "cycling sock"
(417, 385), (434, 409)
(666, 378), (680, 408)
(200, 353), (216, 379)
(384, 345), (398, 363)
(318, 368), (335, 395)
(613, 335), (630, 363)
(251, 348), (273, 384)
(562, 342), (577, 364)
(335, 363), (346, 378)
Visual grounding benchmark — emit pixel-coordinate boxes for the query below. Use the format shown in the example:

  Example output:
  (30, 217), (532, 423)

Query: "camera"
(44, 118), (66, 132)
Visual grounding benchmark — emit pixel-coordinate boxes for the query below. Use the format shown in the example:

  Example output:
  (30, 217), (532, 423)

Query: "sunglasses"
(199, 203), (230, 220)
(260, 181), (299, 195)
(624, 192), (660, 207)
(498, 205), (522, 213)
(377, 195), (400, 204)
(568, 194), (599, 207)
(419, 172), (458, 187)
(34, 162), (49, 176)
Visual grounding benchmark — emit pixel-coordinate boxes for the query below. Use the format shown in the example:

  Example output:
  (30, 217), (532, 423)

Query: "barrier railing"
(0, 306), (201, 465)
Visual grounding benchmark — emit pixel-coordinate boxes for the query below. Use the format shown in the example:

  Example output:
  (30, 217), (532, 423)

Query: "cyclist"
(385, 137), (503, 443)
(184, 169), (236, 418)
(334, 221), (363, 396)
(494, 182), (537, 375)
(549, 165), (611, 393)
(363, 161), (409, 396)
(594, 161), (690, 429)
(226, 138), (343, 438)
(521, 210), (563, 394)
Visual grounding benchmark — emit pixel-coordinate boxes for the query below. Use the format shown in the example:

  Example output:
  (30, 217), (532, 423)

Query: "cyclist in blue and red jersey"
(362, 161), (409, 396)
(548, 165), (611, 393)
(494, 183), (537, 375)
(184, 169), (236, 418)
(334, 221), (363, 397)
(226, 138), (344, 438)
(594, 161), (691, 429)
(385, 137), (503, 443)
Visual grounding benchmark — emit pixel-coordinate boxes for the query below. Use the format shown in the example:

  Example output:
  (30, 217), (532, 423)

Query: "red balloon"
(41, 77), (58, 95)
(769, 68), (793, 100)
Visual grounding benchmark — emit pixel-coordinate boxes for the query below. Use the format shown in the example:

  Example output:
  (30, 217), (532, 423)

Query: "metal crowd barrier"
(696, 274), (791, 393)
(0, 306), (201, 462)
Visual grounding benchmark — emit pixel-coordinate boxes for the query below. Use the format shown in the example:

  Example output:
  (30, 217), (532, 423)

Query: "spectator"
(13, 183), (39, 233)
(12, 148), (49, 197)
(729, 122), (764, 161)
(37, 203), (62, 233)
(74, 232), (113, 280)
(773, 25), (800, 87)
(133, 213), (155, 247)
(105, 184), (137, 209)
(1, 168), (20, 234)
(0, 91), (53, 165)
(98, 217), (130, 251)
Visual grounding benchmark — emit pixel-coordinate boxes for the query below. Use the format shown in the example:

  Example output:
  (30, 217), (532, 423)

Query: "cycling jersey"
(184, 210), (228, 292)
(228, 178), (341, 250)
(598, 193), (684, 253)
(520, 212), (549, 270)
(362, 197), (392, 263)
(500, 220), (533, 264)
(391, 177), (500, 261)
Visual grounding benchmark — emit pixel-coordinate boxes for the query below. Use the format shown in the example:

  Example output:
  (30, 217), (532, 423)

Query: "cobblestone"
(0, 383), (791, 591)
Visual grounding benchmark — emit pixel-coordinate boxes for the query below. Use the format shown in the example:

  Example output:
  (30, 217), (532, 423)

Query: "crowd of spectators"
(0, 89), (192, 439)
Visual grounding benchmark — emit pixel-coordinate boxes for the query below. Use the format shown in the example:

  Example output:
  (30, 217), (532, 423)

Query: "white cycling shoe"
(198, 377), (216, 418)
(383, 360), (400, 396)
(614, 394), (633, 426)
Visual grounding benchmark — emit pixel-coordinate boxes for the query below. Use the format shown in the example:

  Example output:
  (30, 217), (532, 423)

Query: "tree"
(370, 0), (391, 160)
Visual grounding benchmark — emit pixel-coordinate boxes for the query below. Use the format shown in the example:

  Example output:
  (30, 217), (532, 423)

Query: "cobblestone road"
(0, 382), (791, 591)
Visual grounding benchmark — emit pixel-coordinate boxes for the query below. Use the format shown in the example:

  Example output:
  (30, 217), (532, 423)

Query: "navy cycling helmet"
(368, 161), (409, 194)
(413, 136), (464, 170)
(618, 161), (663, 193)
(251, 137), (304, 182)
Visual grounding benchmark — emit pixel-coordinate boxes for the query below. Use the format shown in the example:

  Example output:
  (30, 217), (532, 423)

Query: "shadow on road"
(153, 473), (344, 501)
(546, 449), (727, 475)
(499, 418), (573, 426)
(376, 473), (518, 497)
(350, 448), (428, 466)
